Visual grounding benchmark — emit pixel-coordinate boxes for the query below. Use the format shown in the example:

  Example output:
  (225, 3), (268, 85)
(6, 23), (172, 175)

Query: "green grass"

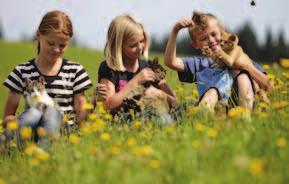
(0, 40), (289, 184)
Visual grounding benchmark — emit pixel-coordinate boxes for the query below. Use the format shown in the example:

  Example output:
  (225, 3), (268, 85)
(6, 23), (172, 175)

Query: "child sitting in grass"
(164, 11), (267, 114)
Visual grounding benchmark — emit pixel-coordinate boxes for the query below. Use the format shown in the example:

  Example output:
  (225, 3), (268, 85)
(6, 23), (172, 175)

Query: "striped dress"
(3, 59), (92, 124)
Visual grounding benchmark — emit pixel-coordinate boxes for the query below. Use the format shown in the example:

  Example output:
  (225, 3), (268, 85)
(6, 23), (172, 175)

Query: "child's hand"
(173, 18), (194, 33)
(134, 68), (156, 85)
(96, 83), (109, 100)
(144, 85), (165, 97)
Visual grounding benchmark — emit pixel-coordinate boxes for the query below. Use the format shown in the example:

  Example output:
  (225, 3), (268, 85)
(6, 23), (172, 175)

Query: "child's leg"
(236, 72), (254, 111)
(199, 88), (219, 108)
(41, 106), (62, 139)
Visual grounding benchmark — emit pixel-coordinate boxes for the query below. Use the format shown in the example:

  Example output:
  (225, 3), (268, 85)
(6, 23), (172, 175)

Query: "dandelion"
(83, 103), (94, 110)
(110, 145), (121, 155)
(20, 127), (32, 140)
(36, 127), (46, 138)
(7, 121), (18, 130)
(0, 119), (2, 125)
(133, 121), (142, 129)
(133, 145), (153, 156)
(280, 58), (289, 68)
(100, 133), (111, 141)
(103, 113), (112, 121)
(88, 113), (98, 121)
(207, 129), (218, 138)
(276, 137), (286, 148)
(195, 123), (205, 132)
(88, 146), (97, 157)
(249, 159), (265, 177)
(0, 179), (6, 184)
(29, 158), (40, 167)
(69, 134), (79, 144)
(91, 119), (105, 132)
(24, 144), (38, 156)
(262, 64), (270, 70)
(0, 126), (3, 134)
(282, 72), (289, 79)
(164, 126), (174, 134)
(148, 159), (160, 169)
(127, 137), (136, 147)
(272, 100), (288, 110)
(35, 148), (49, 161)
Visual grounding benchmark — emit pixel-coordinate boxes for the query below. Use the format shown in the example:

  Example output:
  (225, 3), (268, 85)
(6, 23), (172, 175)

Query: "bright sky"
(0, 0), (288, 49)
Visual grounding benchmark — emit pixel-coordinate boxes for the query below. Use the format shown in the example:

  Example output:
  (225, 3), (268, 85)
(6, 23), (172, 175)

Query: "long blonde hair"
(37, 10), (73, 54)
(104, 14), (149, 71)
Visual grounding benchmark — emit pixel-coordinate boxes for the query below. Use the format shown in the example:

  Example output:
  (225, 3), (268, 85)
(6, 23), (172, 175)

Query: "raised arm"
(164, 18), (194, 72)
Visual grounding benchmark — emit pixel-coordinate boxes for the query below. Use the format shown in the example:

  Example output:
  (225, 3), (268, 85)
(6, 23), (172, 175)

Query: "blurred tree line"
(150, 22), (289, 63)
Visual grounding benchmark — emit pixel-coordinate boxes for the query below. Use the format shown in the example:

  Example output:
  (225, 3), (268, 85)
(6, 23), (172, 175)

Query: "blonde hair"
(104, 14), (149, 71)
(37, 10), (73, 54)
(188, 11), (221, 41)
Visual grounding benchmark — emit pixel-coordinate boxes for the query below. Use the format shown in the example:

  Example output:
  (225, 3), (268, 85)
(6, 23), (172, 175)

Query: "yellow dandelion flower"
(228, 107), (249, 119)
(272, 100), (289, 110)
(96, 102), (106, 113)
(192, 140), (201, 148)
(0, 178), (6, 184)
(259, 102), (269, 109)
(195, 123), (205, 132)
(20, 127), (32, 140)
(80, 125), (91, 135)
(282, 72), (289, 79)
(110, 146), (121, 155)
(0, 126), (3, 134)
(267, 74), (275, 80)
(262, 64), (270, 70)
(148, 159), (160, 169)
(126, 137), (136, 147)
(100, 133), (111, 141)
(249, 159), (265, 177)
(29, 158), (40, 167)
(7, 121), (18, 130)
(276, 137), (286, 148)
(133, 145), (153, 156)
(0, 119), (3, 125)
(69, 134), (80, 144)
(280, 58), (289, 68)
(133, 121), (142, 129)
(83, 103), (94, 110)
(24, 144), (38, 156)
(88, 113), (98, 121)
(35, 148), (49, 161)
(207, 129), (218, 138)
(36, 127), (46, 138)
(103, 113), (112, 121)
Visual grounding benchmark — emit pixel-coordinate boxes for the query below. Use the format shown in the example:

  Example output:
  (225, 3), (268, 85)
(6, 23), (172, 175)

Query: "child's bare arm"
(3, 90), (21, 125)
(74, 92), (87, 126)
(164, 18), (193, 72)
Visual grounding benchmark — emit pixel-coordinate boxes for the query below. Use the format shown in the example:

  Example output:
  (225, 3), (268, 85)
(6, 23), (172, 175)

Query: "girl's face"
(193, 18), (222, 51)
(122, 30), (145, 63)
(38, 32), (70, 61)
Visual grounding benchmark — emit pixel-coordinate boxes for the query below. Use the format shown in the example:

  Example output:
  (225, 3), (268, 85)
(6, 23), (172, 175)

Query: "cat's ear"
(229, 34), (238, 43)
(153, 57), (159, 64)
(38, 76), (45, 85)
(25, 78), (32, 86)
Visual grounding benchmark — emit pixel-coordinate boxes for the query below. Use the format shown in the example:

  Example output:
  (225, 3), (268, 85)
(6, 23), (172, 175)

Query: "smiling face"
(192, 18), (223, 51)
(37, 32), (70, 62)
(122, 29), (145, 64)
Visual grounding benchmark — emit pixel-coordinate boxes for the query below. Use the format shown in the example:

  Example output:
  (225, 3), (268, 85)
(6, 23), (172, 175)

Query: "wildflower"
(282, 72), (289, 79)
(0, 119), (2, 125)
(192, 140), (201, 148)
(88, 113), (98, 121)
(103, 113), (112, 121)
(133, 121), (142, 129)
(249, 159), (265, 177)
(207, 129), (218, 138)
(228, 107), (250, 121)
(262, 64), (270, 70)
(148, 159), (160, 169)
(29, 158), (40, 167)
(195, 123), (205, 132)
(126, 137), (136, 147)
(91, 119), (105, 132)
(110, 145), (121, 155)
(276, 137), (286, 148)
(100, 133), (111, 141)
(0, 126), (3, 134)
(36, 127), (46, 138)
(35, 148), (49, 161)
(80, 125), (91, 135)
(83, 103), (94, 110)
(280, 58), (289, 68)
(133, 145), (153, 156)
(20, 127), (32, 140)
(69, 134), (80, 144)
(96, 102), (106, 113)
(164, 126), (174, 134)
(0, 179), (6, 184)
(24, 144), (38, 156)
(88, 146), (97, 157)
(7, 121), (18, 130)
(272, 100), (288, 110)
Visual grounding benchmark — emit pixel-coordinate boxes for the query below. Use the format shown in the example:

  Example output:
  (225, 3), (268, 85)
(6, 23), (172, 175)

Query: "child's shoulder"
(182, 55), (214, 65)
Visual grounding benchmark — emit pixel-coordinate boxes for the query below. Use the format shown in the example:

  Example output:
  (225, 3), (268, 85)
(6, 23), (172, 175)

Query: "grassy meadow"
(0, 40), (289, 184)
